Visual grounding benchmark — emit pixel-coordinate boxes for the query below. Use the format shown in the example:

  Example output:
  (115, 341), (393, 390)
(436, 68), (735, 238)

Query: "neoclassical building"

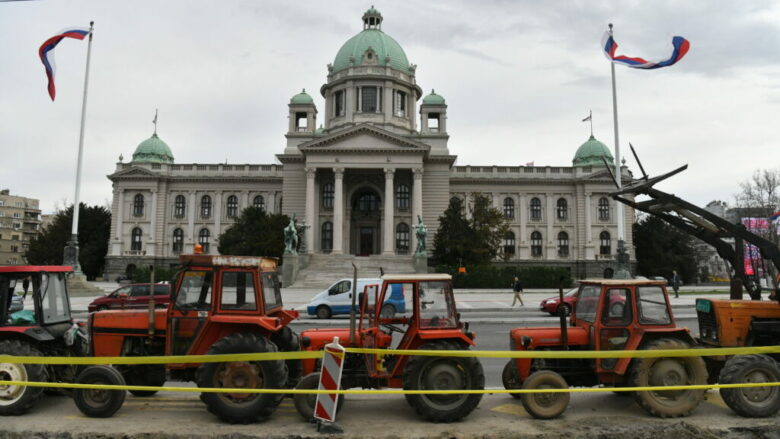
(105, 8), (634, 283)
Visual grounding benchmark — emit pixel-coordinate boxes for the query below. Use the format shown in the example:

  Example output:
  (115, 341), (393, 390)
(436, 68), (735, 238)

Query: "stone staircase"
(292, 254), (417, 288)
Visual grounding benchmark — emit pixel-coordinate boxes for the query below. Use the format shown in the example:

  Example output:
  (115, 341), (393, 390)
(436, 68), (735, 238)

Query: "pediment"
(108, 166), (159, 179)
(299, 124), (430, 153)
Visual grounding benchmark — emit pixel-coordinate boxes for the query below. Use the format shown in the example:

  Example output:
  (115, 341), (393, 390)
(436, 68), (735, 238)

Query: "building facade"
(0, 189), (42, 265)
(105, 8), (634, 282)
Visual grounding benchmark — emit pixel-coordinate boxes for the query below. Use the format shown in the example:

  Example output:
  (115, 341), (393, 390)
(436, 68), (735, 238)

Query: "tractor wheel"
(380, 304), (396, 319)
(292, 372), (345, 421)
(629, 338), (707, 418)
(403, 340), (484, 422)
(502, 360), (523, 400)
(315, 306), (332, 320)
(271, 327), (303, 387)
(719, 354), (780, 418)
(196, 333), (287, 424)
(520, 370), (570, 419)
(123, 365), (166, 397)
(0, 339), (47, 415)
(73, 365), (127, 418)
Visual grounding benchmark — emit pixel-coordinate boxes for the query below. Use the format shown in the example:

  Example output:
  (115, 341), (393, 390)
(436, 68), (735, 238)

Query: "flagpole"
(63, 21), (94, 274)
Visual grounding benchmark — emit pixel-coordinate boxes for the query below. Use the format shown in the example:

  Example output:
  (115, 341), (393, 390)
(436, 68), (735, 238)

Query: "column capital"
(305, 167), (317, 178)
(413, 168), (424, 179)
(333, 168), (345, 178)
(384, 168), (395, 179)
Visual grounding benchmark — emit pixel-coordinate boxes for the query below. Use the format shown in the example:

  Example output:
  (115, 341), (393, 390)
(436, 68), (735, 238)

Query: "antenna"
(629, 142), (648, 180)
(601, 156), (620, 189)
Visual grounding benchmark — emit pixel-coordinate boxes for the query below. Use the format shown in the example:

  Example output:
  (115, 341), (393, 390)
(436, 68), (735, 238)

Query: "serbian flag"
(602, 32), (690, 69)
(770, 211), (780, 221)
(39, 28), (91, 101)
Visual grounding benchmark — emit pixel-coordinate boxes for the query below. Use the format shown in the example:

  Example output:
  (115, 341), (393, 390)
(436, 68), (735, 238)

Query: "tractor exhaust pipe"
(349, 263), (358, 345)
(148, 265), (155, 341)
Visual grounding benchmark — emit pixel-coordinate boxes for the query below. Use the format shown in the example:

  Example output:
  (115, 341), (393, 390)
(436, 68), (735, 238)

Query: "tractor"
(502, 279), (708, 419)
(0, 265), (88, 415)
(294, 273), (484, 423)
(84, 253), (301, 423)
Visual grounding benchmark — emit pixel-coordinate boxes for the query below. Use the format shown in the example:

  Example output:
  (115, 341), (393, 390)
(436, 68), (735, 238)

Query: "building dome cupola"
(132, 133), (174, 164)
(572, 135), (614, 167)
(420, 89), (447, 134)
(290, 88), (314, 105)
(288, 88), (318, 135)
(362, 6), (383, 30)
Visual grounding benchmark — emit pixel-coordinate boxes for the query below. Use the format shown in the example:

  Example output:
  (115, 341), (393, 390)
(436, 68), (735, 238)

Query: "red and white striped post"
(314, 336), (345, 425)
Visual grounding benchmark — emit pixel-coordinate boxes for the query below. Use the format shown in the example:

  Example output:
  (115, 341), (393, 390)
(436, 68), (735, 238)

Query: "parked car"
(9, 293), (23, 313)
(307, 277), (406, 319)
(88, 283), (171, 312)
(539, 287), (579, 316)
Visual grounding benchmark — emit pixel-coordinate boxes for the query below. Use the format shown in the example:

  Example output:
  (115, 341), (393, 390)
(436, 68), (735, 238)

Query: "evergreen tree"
(433, 197), (471, 265)
(217, 207), (289, 257)
(25, 204), (111, 280)
(433, 194), (509, 266)
(634, 214), (697, 283)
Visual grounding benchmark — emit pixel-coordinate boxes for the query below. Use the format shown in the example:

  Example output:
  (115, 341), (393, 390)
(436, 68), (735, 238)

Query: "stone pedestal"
(413, 254), (427, 274)
(282, 253), (300, 288)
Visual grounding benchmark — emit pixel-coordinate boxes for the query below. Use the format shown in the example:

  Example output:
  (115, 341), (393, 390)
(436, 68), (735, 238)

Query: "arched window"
(504, 231), (516, 255)
(396, 223), (410, 253)
(600, 231), (611, 255)
(531, 231), (543, 256)
(558, 231), (569, 257)
(530, 197), (542, 221)
(201, 195), (212, 218)
(598, 197), (610, 221)
(503, 197), (515, 219)
(556, 198), (568, 220)
(253, 195), (265, 211)
(396, 184), (410, 210)
(133, 194), (144, 217)
(356, 192), (379, 212)
(226, 195), (239, 218)
(174, 195), (186, 219)
(172, 228), (184, 253)
(199, 228), (211, 253)
(322, 183), (334, 209)
(131, 227), (143, 251)
(321, 222), (333, 252)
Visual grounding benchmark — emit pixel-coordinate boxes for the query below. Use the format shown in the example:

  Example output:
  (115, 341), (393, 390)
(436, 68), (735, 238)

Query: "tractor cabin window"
(40, 272), (71, 324)
(419, 281), (457, 329)
(636, 285), (672, 325)
(602, 288), (631, 326)
(261, 272), (283, 311)
(220, 271), (257, 311)
(176, 271), (213, 310)
(575, 285), (600, 323)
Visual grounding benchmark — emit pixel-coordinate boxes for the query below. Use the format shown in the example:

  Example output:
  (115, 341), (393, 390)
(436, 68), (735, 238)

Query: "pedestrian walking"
(671, 270), (681, 298)
(511, 276), (524, 307)
(22, 277), (30, 294)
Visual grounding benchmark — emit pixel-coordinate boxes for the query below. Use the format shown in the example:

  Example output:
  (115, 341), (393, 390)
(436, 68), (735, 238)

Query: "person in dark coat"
(511, 276), (524, 307)
(671, 270), (681, 298)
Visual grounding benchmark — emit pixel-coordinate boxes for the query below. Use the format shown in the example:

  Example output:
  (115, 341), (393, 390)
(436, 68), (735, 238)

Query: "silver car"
(9, 293), (23, 313)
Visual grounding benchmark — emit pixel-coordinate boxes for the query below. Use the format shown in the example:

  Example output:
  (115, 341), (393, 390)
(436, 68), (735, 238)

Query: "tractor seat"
(607, 336), (628, 350)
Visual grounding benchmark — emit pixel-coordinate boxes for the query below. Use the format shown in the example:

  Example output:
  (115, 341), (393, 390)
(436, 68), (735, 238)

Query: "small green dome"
(422, 89), (445, 105)
(290, 89), (314, 105)
(332, 10), (410, 73)
(314, 124), (325, 135)
(573, 135), (614, 167)
(132, 133), (174, 164)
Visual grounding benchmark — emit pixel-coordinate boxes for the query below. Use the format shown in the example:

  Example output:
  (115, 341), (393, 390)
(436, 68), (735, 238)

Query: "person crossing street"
(511, 276), (524, 307)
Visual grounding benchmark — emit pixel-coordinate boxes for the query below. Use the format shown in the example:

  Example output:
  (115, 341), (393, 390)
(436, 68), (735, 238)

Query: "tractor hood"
(509, 326), (590, 349)
(300, 327), (359, 350)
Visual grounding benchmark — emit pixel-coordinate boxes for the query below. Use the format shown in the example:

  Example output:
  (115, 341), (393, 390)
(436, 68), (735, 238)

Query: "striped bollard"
(314, 336), (345, 431)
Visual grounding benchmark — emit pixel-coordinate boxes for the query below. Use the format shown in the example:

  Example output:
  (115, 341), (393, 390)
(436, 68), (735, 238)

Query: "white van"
(306, 278), (381, 319)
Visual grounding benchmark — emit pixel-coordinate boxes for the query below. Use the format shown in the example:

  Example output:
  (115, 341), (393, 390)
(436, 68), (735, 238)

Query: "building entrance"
(350, 188), (381, 255)
(359, 227), (375, 256)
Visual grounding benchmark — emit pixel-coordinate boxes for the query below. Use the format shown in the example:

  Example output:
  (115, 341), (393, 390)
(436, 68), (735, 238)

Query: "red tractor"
(503, 279), (708, 419)
(0, 266), (88, 415)
(293, 274), (484, 423)
(84, 254), (301, 423)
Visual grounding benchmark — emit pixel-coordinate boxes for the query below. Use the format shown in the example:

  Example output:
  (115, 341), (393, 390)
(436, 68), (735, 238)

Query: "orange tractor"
(81, 254), (301, 422)
(294, 274), (484, 423)
(503, 279), (708, 419)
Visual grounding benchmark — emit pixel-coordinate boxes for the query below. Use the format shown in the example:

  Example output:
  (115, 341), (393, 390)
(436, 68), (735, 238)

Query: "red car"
(539, 287), (579, 316)
(88, 283), (171, 312)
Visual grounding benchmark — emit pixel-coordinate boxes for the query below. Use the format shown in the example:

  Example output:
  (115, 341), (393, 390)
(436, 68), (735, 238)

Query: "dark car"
(88, 283), (171, 312)
(539, 287), (579, 316)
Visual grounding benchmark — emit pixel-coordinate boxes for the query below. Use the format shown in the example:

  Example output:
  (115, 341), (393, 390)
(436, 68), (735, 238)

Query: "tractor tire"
(123, 365), (166, 397)
(315, 306), (332, 320)
(196, 333), (287, 424)
(629, 338), (707, 418)
(403, 340), (484, 423)
(0, 339), (47, 415)
(502, 360), (523, 400)
(73, 365), (127, 418)
(292, 372), (344, 421)
(719, 354), (780, 418)
(380, 304), (396, 319)
(271, 327), (303, 387)
(520, 370), (570, 419)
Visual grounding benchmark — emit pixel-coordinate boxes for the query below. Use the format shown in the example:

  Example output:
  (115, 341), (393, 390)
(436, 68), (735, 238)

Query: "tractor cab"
(0, 266), (75, 338)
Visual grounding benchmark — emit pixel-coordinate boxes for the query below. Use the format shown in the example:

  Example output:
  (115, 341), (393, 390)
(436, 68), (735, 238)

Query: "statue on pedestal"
(284, 214), (298, 255)
(413, 215), (427, 256)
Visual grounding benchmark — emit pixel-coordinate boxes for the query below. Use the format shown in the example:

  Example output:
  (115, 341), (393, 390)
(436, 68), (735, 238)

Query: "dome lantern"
(362, 6), (382, 30)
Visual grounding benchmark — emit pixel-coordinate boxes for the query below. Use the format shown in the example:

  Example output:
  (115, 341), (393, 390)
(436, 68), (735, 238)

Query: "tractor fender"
(633, 328), (698, 350)
(418, 330), (475, 347)
(0, 326), (54, 343)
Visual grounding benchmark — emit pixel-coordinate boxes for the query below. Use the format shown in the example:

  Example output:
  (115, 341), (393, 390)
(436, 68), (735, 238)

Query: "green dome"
(290, 89), (314, 105)
(132, 133), (174, 164)
(573, 135), (614, 167)
(332, 10), (410, 73)
(422, 89), (445, 105)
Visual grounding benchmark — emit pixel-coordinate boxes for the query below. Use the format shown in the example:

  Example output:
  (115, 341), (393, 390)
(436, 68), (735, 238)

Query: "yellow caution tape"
(1, 380), (779, 395)
(0, 351), (322, 365)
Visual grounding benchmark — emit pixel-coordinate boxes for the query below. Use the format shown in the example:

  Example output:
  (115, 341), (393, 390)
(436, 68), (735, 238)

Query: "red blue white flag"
(770, 211), (780, 222)
(39, 28), (91, 101)
(602, 32), (690, 70)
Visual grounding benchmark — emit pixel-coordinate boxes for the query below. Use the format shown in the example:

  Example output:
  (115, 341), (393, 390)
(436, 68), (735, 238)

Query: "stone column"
(214, 192), (223, 245)
(546, 194), (556, 260)
(188, 191), (196, 251)
(332, 168), (344, 254)
(149, 190), (158, 256)
(268, 192), (276, 214)
(585, 193), (592, 243)
(411, 168), (424, 253)
(305, 167), (317, 254)
(115, 189), (124, 240)
(242, 192), (249, 213)
(519, 194), (526, 243)
(383, 169), (395, 255)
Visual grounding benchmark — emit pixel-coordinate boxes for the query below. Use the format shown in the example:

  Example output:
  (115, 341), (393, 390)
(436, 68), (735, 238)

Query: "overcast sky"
(2, 0), (779, 214)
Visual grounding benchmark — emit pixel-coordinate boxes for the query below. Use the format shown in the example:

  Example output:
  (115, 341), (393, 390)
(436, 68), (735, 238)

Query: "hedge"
(436, 265), (573, 289)
(131, 266), (179, 284)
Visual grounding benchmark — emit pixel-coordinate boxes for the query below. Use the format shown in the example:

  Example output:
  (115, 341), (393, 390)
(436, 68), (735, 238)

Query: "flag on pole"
(582, 113), (592, 122)
(770, 211), (780, 221)
(39, 28), (91, 101)
(602, 32), (690, 69)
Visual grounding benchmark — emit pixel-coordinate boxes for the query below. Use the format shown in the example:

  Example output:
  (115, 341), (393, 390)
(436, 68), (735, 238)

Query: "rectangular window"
(13, 212), (20, 218)
(394, 91), (406, 117)
(575, 285), (600, 323)
(176, 271), (213, 310)
(419, 281), (457, 329)
(261, 272), (283, 311)
(335, 90), (345, 117)
(637, 286), (672, 325)
(361, 87), (377, 112)
(221, 271), (257, 310)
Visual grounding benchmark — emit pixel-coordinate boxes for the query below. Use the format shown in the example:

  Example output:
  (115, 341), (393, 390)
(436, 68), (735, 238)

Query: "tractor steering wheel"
(382, 323), (404, 334)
